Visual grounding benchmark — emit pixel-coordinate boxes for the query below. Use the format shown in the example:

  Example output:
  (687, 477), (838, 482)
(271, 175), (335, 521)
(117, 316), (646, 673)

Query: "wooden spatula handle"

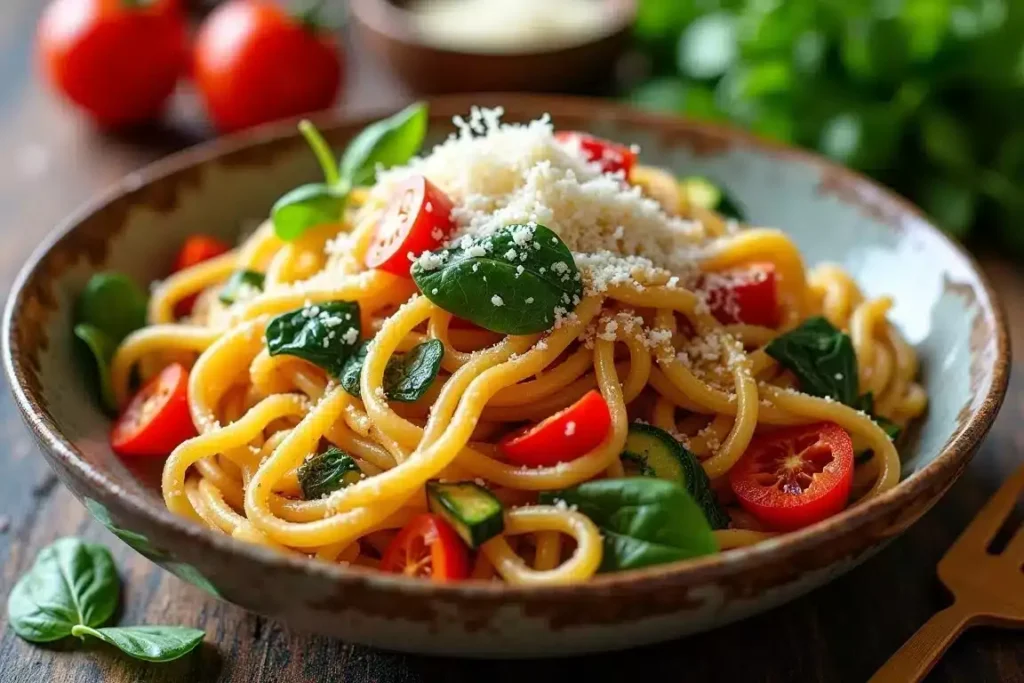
(869, 603), (976, 683)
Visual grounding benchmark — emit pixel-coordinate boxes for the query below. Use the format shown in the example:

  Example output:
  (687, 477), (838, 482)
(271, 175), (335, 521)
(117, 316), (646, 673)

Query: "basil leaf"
(8, 538), (119, 643)
(298, 447), (362, 500)
(72, 625), (204, 663)
(339, 102), (428, 188)
(412, 224), (582, 335)
(265, 301), (361, 378)
(271, 183), (346, 242)
(76, 272), (148, 343)
(341, 339), (444, 402)
(875, 415), (902, 441)
(73, 324), (117, 414)
(218, 270), (265, 305)
(765, 316), (858, 405)
(540, 478), (718, 572)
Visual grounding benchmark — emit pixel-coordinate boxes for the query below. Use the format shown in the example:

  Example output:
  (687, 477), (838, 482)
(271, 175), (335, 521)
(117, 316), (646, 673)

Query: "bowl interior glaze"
(3, 95), (1008, 656)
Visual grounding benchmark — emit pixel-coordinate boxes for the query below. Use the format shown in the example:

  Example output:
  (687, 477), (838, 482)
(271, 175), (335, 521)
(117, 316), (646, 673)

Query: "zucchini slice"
(426, 481), (504, 548)
(679, 176), (746, 221)
(621, 423), (731, 529)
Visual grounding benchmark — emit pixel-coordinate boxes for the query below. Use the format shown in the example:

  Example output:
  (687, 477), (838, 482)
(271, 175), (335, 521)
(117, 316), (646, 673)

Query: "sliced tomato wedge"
(499, 390), (612, 468)
(365, 174), (455, 278)
(380, 513), (469, 582)
(698, 262), (781, 328)
(172, 234), (230, 317)
(111, 363), (197, 457)
(555, 131), (637, 176)
(729, 422), (854, 531)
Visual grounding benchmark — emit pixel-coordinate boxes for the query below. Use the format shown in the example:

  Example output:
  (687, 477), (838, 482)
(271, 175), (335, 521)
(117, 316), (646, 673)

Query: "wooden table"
(0, 3), (1022, 681)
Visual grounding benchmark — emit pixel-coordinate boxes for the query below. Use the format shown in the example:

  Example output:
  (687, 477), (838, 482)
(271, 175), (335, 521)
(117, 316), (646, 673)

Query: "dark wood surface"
(0, 3), (1022, 681)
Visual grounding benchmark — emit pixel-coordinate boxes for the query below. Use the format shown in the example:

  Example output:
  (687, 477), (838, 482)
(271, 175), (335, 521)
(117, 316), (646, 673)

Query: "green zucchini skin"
(426, 481), (505, 548)
(679, 176), (746, 221)
(621, 423), (731, 530)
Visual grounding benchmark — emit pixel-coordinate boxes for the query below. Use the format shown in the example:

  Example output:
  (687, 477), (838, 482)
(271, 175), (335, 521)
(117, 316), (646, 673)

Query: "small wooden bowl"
(350, 0), (636, 94)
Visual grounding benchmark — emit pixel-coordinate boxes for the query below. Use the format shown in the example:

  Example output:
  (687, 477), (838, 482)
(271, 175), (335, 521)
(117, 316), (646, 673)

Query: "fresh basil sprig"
(73, 272), (149, 414)
(7, 538), (203, 662)
(272, 103), (428, 241)
(298, 447), (362, 500)
(540, 478), (718, 572)
(411, 224), (583, 335)
(265, 301), (361, 378)
(340, 338), (444, 402)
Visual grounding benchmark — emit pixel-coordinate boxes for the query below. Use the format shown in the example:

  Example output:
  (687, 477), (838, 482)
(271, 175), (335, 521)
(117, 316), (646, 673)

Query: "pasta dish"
(88, 104), (926, 585)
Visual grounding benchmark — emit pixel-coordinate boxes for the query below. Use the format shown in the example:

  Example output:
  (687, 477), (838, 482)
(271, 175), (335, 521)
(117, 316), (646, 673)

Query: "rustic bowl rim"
(3, 94), (1011, 600)
(349, 0), (638, 58)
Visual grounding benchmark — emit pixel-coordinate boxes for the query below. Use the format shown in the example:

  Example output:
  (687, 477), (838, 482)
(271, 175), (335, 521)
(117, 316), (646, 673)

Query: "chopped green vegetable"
(340, 339), (444, 402)
(298, 447), (362, 500)
(271, 183), (346, 242)
(540, 478), (718, 572)
(218, 270), (265, 305)
(75, 272), (148, 343)
(339, 102), (428, 188)
(426, 480), (504, 547)
(679, 176), (746, 220)
(265, 301), (361, 378)
(765, 316), (858, 405)
(411, 223), (582, 335)
(621, 423), (730, 530)
(73, 323), (118, 414)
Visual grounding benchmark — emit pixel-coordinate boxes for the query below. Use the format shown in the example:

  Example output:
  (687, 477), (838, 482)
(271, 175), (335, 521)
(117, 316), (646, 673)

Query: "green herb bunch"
(626, 0), (1024, 250)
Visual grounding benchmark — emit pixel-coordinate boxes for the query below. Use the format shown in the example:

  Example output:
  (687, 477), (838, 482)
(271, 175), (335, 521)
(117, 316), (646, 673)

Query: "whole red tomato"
(37, 0), (189, 128)
(193, 0), (343, 133)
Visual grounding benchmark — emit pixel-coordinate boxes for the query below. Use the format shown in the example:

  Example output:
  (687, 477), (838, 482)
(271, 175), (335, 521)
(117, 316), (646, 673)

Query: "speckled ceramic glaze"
(3, 95), (1010, 657)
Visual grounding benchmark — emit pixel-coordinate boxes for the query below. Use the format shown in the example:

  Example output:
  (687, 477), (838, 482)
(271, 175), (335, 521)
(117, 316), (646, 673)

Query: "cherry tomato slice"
(729, 422), (854, 531)
(699, 262), (781, 328)
(555, 131), (637, 176)
(380, 513), (469, 582)
(111, 363), (197, 458)
(171, 235), (231, 317)
(499, 390), (612, 468)
(365, 174), (455, 277)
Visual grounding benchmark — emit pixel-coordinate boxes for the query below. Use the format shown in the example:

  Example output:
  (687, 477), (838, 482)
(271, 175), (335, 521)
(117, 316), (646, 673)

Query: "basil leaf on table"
(765, 316), (858, 405)
(340, 339), (444, 402)
(8, 538), (119, 643)
(265, 301), (361, 378)
(339, 102), (428, 188)
(540, 478), (718, 572)
(218, 269), (265, 305)
(412, 224), (583, 335)
(271, 183), (347, 242)
(70, 625), (204, 663)
(298, 447), (363, 500)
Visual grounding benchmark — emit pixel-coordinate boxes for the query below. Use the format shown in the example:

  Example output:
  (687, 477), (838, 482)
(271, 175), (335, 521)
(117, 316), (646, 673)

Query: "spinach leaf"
(265, 301), (361, 378)
(75, 272), (148, 343)
(411, 224), (583, 335)
(340, 339), (444, 402)
(71, 625), (204, 663)
(271, 183), (347, 242)
(876, 415), (902, 441)
(540, 478), (718, 572)
(298, 447), (362, 500)
(765, 316), (858, 405)
(73, 324), (117, 414)
(339, 102), (428, 188)
(218, 270), (265, 305)
(8, 538), (119, 643)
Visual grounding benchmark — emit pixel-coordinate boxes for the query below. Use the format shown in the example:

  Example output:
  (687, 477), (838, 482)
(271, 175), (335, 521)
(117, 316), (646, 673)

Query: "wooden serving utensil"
(870, 465), (1024, 683)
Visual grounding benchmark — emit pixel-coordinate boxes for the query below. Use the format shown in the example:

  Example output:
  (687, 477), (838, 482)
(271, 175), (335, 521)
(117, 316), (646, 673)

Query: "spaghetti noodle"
(107, 106), (926, 584)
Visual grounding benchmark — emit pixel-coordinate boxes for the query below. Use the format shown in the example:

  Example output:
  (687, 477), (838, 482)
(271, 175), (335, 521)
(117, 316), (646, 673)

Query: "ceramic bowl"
(3, 95), (1009, 657)
(350, 0), (636, 94)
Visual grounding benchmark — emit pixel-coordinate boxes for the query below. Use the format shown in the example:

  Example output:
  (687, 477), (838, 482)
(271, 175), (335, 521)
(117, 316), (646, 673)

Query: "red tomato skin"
(366, 175), (455, 277)
(700, 262), (781, 328)
(380, 513), (469, 582)
(499, 390), (612, 468)
(193, 0), (342, 133)
(38, 0), (188, 127)
(729, 422), (854, 531)
(111, 363), (197, 457)
(555, 131), (637, 176)
(172, 235), (230, 317)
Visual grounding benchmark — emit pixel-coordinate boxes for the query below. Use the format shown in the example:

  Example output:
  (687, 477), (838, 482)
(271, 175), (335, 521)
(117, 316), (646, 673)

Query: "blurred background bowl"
(350, 0), (637, 94)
